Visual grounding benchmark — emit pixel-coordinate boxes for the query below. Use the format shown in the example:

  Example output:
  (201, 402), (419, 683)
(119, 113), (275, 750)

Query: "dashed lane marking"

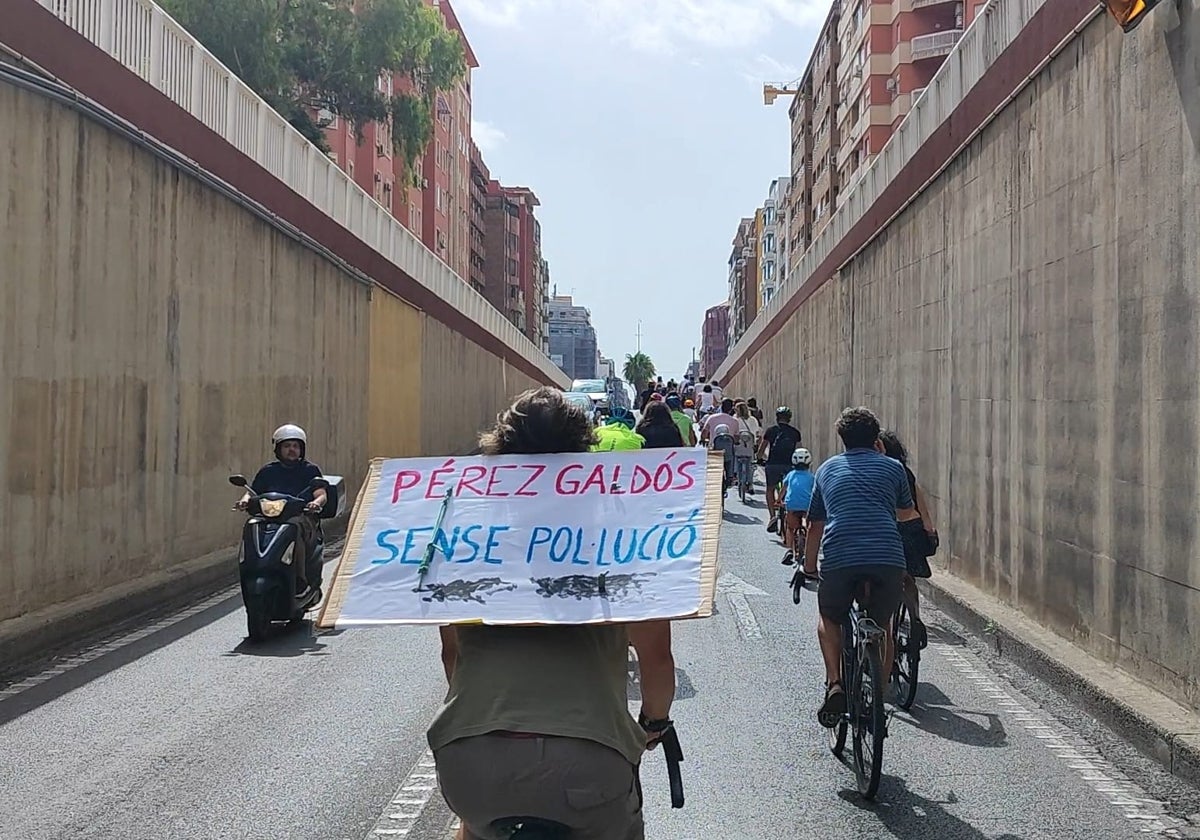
(0, 586), (240, 700)
(928, 643), (1187, 837)
(365, 749), (442, 839)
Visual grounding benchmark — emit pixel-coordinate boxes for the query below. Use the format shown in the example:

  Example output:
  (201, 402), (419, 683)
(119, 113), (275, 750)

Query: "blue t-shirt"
(808, 449), (913, 570)
(783, 469), (816, 511)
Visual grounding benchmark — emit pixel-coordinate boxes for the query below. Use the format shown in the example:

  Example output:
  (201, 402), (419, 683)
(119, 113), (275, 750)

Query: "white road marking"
(717, 573), (767, 641)
(0, 586), (239, 700)
(928, 643), (1186, 836)
(366, 748), (442, 839)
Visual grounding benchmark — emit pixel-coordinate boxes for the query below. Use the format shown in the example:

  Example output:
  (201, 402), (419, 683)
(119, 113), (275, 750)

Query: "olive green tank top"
(426, 624), (647, 766)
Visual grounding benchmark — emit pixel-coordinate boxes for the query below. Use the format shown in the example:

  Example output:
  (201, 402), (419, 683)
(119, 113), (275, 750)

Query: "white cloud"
(740, 52), (802, 86)
(471, 118), (507, 153)
(455, 0), (828, 54)
(453, 0), (546, 28)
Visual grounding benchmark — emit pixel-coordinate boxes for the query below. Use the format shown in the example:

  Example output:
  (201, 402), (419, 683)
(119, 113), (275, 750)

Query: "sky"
(453, 0), (829, 380)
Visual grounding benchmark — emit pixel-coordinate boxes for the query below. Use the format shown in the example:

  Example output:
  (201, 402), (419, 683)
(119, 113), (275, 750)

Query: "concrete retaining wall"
(0, 78), (551, 636)
(725, 5), (1200, 708)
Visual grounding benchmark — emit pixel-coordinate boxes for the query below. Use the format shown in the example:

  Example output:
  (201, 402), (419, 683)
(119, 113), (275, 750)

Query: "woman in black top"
(880, 430), (938, 649)
(636, 401), (686, 449)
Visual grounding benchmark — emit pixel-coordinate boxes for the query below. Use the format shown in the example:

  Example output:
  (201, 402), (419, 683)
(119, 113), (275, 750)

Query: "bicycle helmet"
(666, 395), (682, 409)
(684, 398), (694, 408)
(272, 424), (307, 458)
(713, 424), (731, 438)
(792, 448), (812, 467)
(775, 406), (793, 420)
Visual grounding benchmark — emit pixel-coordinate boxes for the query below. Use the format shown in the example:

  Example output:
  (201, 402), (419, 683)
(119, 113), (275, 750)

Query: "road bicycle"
(890, 598), (920, 710)
(805, 575), (888, 799)
(785, 518), (809, 604)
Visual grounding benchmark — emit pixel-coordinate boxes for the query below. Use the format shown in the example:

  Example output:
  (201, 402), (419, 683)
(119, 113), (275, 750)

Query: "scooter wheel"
(246, 597), (271, 642)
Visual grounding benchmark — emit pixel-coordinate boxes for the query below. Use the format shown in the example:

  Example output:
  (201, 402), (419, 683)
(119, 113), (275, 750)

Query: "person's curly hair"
(479, 387), (597, 455)
(836, 405), (881, 450)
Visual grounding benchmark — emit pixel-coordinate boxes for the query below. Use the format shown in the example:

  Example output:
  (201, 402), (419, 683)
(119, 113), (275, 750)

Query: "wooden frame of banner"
(316, 450), (723, 629)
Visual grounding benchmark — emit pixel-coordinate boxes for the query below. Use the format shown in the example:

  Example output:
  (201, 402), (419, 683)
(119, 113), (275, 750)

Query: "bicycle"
(890, 598), (920, 710)
(806, 575), (888, 799)
(777, 511), (806, 571)
(785, 519), (808, 603)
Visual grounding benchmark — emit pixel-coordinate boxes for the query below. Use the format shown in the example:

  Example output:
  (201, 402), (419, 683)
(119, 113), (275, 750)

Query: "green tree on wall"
(161, 0), (466, 178)
(623, 352), (656, 393)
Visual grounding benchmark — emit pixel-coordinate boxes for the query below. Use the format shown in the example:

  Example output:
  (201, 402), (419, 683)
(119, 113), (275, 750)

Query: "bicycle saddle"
(490, 816), (571, 839)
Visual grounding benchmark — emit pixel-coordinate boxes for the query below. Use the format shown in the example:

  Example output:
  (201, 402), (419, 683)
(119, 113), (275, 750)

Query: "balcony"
(912, 0), (958, 7)
(910, 29), (963, 60)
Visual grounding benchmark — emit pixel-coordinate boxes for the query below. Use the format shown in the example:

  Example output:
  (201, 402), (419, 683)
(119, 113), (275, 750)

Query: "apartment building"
(836, 0), (981, 198)
(700, 303), (731, 378)
(728, 217), (759, 345)
(547, 296), (598, 381)
(759, 178), (788, 306)
(482, 185), (525, 331)
(481, 183), (545, 347)
(322, 1), (479, 279)
(467, 141), (489, 295)
(779, 0), (981, 276)
(784, 4), (842, 264)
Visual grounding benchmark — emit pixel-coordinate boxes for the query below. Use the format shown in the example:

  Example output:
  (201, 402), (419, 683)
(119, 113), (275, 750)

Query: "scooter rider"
(236, 424), (327, 591)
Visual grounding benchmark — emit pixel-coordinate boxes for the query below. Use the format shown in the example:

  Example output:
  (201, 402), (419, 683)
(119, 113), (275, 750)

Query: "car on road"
(571, 378), (610, 416)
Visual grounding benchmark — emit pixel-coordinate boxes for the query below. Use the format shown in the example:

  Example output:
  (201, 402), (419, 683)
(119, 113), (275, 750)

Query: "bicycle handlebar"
(642, 716), (685, 809)
(658, 727), (685, 808)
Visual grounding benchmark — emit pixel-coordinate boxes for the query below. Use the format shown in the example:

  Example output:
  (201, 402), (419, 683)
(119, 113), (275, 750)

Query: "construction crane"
(762, 83), (801, 106)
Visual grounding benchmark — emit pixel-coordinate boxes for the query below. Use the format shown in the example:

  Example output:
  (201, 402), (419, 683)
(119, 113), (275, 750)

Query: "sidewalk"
(922, 568), (1200, 786)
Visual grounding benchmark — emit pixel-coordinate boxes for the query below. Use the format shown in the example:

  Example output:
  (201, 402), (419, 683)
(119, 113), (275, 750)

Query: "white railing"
(36, 0), (568, 387)
(911, 86), (928, 102)
(911, 29), (964, 60)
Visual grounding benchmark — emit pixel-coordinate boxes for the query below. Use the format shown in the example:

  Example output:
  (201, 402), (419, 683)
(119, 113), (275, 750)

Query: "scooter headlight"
(260, 499), (286, 518)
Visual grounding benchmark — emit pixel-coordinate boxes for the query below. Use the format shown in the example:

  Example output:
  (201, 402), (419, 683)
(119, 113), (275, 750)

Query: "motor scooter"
(228, 474), (345, 641)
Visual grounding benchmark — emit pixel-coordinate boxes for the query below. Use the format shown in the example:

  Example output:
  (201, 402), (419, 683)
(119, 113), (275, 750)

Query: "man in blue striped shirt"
(803, 406), (916, 727)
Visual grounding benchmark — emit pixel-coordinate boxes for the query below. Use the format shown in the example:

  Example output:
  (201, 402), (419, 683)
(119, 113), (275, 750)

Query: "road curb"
(920, 569), (1200, 788)
(0, 520), (349, 678)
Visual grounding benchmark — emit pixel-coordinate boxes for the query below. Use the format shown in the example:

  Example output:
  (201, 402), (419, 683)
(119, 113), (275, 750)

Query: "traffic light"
(1104, 0), (1164, 31)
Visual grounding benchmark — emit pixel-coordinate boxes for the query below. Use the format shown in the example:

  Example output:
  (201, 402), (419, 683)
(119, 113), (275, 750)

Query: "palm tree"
(623, 352), (656, 394)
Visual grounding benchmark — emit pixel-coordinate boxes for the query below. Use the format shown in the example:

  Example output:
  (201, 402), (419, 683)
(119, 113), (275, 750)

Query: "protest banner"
(316, 449), (722, 627)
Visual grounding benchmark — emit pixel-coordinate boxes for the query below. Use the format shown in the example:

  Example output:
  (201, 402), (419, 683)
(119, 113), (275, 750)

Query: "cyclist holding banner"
(429, 387), (676, 840)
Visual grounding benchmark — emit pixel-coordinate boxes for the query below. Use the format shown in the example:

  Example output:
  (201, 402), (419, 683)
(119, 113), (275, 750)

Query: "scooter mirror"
(229, 475), (249, 487)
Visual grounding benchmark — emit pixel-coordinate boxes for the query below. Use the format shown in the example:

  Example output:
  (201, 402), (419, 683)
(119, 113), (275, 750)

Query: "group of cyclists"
(260, 380), (940, 838)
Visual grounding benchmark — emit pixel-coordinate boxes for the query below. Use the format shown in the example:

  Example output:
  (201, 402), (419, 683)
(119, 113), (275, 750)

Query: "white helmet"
(792, 448), (812, 467)
(713, 424), (731, 438)
(272, 424), (307, 458)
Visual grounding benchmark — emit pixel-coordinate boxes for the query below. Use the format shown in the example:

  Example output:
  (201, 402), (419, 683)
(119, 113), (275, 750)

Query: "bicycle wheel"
(851, 640), (886, 799)
(892, 603), (920, 710)
(790, 568), (804, 604)
(828, 715), (848, 757)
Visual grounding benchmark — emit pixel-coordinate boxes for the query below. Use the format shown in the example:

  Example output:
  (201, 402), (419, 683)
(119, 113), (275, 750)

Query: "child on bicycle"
(780, 448), (815, 566)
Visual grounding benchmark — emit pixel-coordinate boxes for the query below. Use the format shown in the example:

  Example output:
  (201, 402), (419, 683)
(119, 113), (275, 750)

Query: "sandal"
(818, 681), (847, 728)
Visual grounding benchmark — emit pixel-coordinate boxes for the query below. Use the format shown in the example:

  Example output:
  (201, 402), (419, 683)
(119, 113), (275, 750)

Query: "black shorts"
(765, 464), (789, 487)
(817, 564), (905, 624)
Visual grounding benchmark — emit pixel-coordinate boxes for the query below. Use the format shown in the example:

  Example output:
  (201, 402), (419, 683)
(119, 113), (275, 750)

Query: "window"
(436, 185), (443, 213)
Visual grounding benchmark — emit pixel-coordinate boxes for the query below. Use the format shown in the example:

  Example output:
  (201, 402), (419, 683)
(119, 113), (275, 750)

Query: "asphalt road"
(3, 474), (1200, 839)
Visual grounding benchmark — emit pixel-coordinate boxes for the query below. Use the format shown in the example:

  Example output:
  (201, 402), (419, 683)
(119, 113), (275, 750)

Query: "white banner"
(318, 450), (721, 626)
